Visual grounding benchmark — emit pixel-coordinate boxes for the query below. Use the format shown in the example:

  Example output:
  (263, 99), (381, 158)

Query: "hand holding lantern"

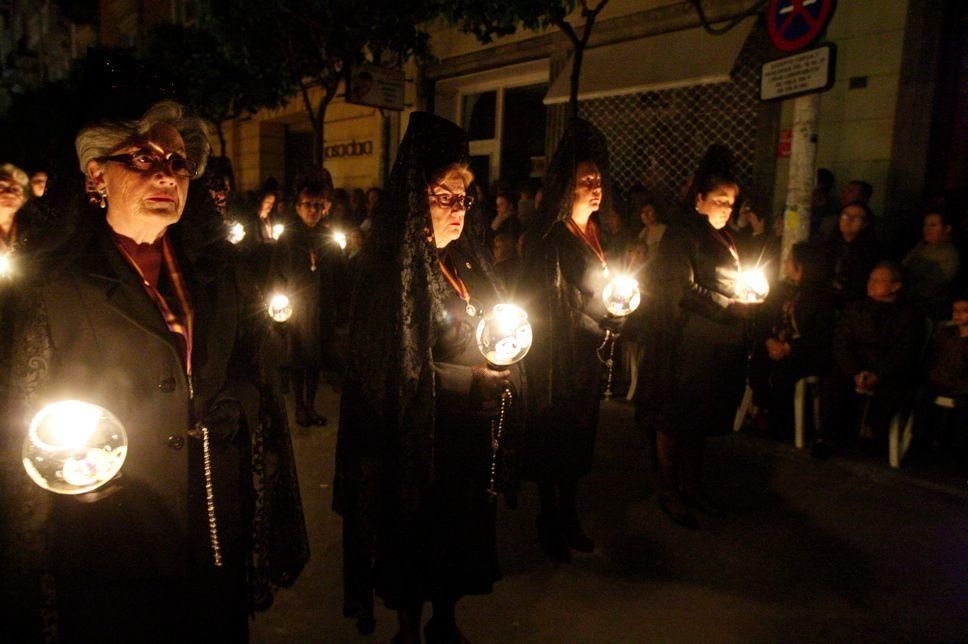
(22, 400), (128, 495)
(476, 303), (532, 367)
(475, 304), (530, 500)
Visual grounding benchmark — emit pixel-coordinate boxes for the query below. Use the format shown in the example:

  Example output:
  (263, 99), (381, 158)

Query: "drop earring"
(98, 188), (108, 209)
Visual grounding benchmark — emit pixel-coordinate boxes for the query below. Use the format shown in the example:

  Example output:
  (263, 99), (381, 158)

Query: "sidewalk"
(252, 393), (968, 643)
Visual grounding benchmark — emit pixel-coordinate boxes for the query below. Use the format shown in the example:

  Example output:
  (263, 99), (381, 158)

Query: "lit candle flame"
(267, 293), (293, 322)
(0, 251), (13, 279)
(736, 269), (770, 303)
(227, 221), (246, 244)
(271, 223), (285, 240)
(333, 230), (347, 250)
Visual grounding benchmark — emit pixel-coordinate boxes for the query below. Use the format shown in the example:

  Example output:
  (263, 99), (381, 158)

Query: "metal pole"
(780, 93), (820, 273)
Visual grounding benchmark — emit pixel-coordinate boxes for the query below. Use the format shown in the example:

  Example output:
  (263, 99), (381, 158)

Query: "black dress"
(375, 245), (520, 607)
(523, 220), (609, 480)
(646, 210), (747, 438)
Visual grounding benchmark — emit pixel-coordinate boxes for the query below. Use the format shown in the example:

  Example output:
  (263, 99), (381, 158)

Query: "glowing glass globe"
(476, 304), (533, 367)
(22, 400), (128, 495)
(227, 221), (246, 244)
(735, 269), (770, 303)
(0, 251), (13, 279)
(271, 223), (285, 240)
(267, 293), (293, 322)
(333, 230), (347, 250)
(602, 275), (641, 317)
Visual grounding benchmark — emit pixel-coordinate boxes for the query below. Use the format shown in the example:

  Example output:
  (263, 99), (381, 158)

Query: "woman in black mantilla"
(636, 147), (755, 529)
(270, 169), (346, 427)
(334, 112), (521, 643)
(521, 119), (623, 562)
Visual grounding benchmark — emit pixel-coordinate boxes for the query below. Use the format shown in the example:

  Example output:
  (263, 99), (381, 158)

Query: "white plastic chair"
(793, 376), (821, 448)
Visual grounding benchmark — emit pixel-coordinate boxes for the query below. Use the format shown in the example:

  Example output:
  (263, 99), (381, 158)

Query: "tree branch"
(689, 0), (767, 36)
(552, 15), (581, 48)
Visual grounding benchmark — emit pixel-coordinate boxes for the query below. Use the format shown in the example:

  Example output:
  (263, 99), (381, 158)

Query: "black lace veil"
(529, 118), (610, 245)
(344, 111), (492, 511)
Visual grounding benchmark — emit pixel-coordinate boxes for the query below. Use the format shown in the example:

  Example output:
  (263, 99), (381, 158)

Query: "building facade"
(225, 0), (959, 244)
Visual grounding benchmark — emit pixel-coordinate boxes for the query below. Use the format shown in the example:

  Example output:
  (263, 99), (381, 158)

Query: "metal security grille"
(581, 27), (767, 212)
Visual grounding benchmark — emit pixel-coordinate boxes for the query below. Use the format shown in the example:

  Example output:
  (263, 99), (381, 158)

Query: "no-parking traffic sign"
(767, 0), (836, 52)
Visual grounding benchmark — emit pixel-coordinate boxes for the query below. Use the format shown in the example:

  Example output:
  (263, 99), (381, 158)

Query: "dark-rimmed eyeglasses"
(98, 149), (198, 178)
(428, 193), (474, 210)
(0, 183), (24, 197)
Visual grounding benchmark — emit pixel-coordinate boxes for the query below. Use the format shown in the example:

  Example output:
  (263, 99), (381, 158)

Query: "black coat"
(10, 221), (259, 581)
(754, 282), (837, 378)
(826, 229), (880, 308)
(522, 220), (610, 480)
(832, 297), (922, 385)
(637, 210), (747, 437)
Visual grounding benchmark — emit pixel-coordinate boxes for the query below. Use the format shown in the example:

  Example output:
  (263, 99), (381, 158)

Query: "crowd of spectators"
(472, 168), (967, 472)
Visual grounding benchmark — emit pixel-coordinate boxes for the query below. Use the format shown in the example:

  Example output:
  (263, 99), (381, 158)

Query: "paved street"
(253, 388), (968, 643)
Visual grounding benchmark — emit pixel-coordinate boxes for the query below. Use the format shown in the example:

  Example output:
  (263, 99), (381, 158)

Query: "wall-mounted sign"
(760, 44), (836, 101)
(347, 65), (405, 111)
(324, 140), (374, 159)
(767, 0), (836, 52)
(776, 128), (793, 157)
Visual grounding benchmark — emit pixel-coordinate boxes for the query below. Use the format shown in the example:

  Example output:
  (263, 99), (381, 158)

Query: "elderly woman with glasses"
(270, 168), (346, 426)
(335, 112), (521, 643)
(4, 101), (306, 641)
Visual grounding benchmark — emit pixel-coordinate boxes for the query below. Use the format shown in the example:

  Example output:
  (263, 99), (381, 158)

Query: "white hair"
(75, 101), (211, 178)
(0, 163), (29, 193)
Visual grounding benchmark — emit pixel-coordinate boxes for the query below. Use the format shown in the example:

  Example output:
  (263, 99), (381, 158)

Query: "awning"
(543, 21), (753, 105)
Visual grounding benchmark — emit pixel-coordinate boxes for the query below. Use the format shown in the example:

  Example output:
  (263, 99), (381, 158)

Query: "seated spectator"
(748, 243), (835, 437)
(253, 186), (280, 243)
(360, 186), (382, 233)
(813, 262), (922, 457)
(28, 169), (47, 198)
(915, 294), (968, 459)
(817, 179), (873, 241)
(600, 207), (632, 262)
(517, 181), (537, 231)
(622, 238), (651, 400)
(734, 199), (781, 285)
(490, 191), (520, 240)
(348, 187), (367, 226)
(810, 168), (837, 238)
(902, 209), (961, 321)
(492, 231), (520, 290)
(826, 201), (881, 309)
(636, 198), (666, 266)
(927, 294), (968, 399)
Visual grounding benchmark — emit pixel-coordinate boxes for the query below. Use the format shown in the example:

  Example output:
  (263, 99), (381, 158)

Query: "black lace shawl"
(339, 112), (500, 514)
(527, 118), (610, 247)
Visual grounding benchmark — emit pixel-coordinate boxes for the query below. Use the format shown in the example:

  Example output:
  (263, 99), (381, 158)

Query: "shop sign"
(347, 65), (406, 111)
(767, 0), (836, 52)
(759, 44), (836, 101)
(325, 140), (374, 159)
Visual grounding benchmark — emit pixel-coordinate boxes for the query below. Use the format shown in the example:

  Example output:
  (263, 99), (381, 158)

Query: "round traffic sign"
(767, 0), (836, 52)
